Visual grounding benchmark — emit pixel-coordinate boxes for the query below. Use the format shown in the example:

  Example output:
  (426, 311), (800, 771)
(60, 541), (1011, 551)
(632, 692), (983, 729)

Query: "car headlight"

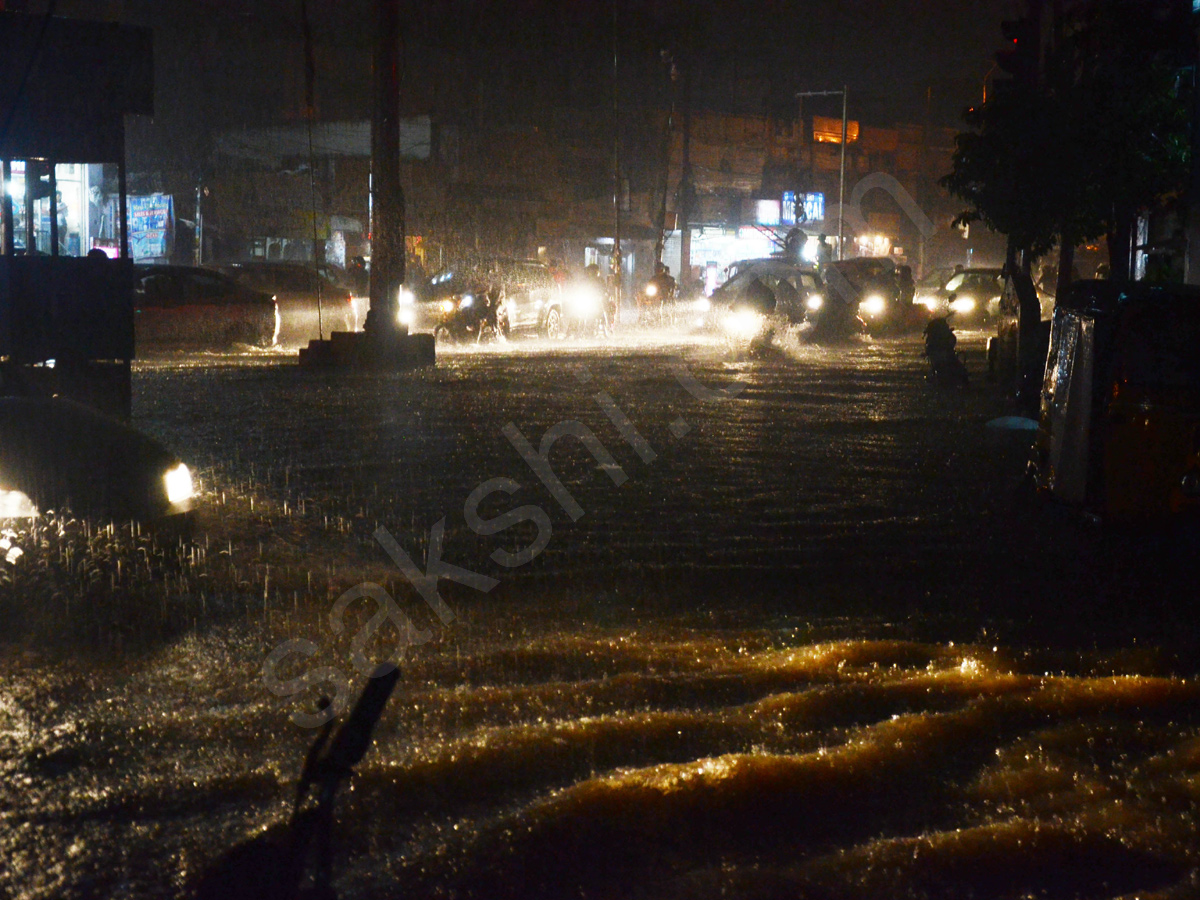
(0, 487), (37, 518)
(644, 282), (658, 298)
(805, 294), (824, 311)
(459, 294), (474, 309)
(915, 294), (939, 310)
(691, 297), (711, 312)
(397, 308), (414, 326)
(439, 299), (456, 314)
(949, 296), (976, 314)
(722, 309), (765, 337)
(859, 294), (887, 317)
(398, 287), (415, 305)
(164, 462), (195, 506)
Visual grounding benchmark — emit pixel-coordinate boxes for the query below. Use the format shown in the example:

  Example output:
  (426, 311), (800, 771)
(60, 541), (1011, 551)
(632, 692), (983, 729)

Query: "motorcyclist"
(580, 263), (611, 337)
(640, 262), (677, 325)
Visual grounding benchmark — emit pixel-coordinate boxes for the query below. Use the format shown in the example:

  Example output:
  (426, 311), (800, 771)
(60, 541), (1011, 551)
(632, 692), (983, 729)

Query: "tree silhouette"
(942, 0), (1190, 281)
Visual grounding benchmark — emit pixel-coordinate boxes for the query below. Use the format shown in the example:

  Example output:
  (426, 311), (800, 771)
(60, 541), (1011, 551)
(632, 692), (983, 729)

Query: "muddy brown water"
(3, 329), (1198, 898)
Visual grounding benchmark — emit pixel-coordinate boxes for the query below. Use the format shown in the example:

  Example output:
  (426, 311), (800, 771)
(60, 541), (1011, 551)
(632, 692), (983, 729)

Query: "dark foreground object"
(195, 665), (401, 900)
(0, 395), (192, 523)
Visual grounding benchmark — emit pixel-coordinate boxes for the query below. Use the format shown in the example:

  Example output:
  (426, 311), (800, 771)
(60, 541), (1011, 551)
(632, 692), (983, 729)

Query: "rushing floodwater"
(3, 330), (1199, 898)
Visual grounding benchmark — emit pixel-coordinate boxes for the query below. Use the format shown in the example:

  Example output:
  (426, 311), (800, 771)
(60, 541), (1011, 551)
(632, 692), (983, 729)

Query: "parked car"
(133, 264), (278, 350)
(217, 262), (357, 346)
(915, 267), (1004, 325)
(1032, 280), (1200, 519)
(707, 258), (823, 331)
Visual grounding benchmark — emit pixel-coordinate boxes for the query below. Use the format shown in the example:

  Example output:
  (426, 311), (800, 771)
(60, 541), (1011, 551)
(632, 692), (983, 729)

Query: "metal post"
(48, 160), (58, 256)
(838, 86), (847, 261)
(118, 139), (129, 259)
(1, 160), (13, 256)
(194, 182), (203, 266)
(611, 0), (622, 314)
(797, 87), (849, 260)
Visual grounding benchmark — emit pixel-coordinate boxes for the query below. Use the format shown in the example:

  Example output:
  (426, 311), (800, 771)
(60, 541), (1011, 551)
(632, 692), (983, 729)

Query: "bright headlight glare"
(459, 294), (474, 309)
(915, 295), (938, 309)
(397, 309), (413, 325)
(805, 294), (824, 311)
(950, 296), (976, 313)
(439, 299), (456, 314)
(644, 282), (658, 297)
(723, 309), (764, 337)
(860, 295), (886, 317)
(0, 488), (37, 518)
(164, 463), (194, 506)
(568, 286), (601, 310)
(691, 297), (711, 312)
(398, 287), (415, 305)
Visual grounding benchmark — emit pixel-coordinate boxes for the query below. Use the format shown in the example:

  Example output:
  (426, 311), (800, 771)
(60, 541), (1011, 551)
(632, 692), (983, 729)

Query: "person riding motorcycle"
(565, 264), (611, 338)
(639, 262), (677, 325)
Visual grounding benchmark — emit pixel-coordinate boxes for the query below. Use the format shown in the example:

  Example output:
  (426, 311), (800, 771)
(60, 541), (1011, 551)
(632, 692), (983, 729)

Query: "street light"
(797, 86), (848, 260)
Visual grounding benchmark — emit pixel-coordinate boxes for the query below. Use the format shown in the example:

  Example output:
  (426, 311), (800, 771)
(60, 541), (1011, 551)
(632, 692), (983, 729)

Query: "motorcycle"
(432, 288), (503, 345)
(563, 278), (610, 338)
(923, 313), (969, 387)
(638, 271), (677, 328)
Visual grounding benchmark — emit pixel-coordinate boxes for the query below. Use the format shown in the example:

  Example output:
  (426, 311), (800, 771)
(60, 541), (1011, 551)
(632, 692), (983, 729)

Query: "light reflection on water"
(3, 624), (1199, 898)
(2, 331), (1199, 898)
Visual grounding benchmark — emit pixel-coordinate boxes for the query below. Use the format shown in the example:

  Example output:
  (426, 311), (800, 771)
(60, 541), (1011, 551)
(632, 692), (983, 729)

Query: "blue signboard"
(128, 193), (173, 260)
(782, 191), (824, 225)
(803, 192), (824, 223)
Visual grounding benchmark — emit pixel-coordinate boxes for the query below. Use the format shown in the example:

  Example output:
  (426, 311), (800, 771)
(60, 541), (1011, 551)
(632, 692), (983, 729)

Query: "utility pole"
(796, 88), (848, 259)
(366, 0), (404, 335)
(611, 0), (622, 312)
(653, 51), (676, 268)
(677, 65), (694, 284)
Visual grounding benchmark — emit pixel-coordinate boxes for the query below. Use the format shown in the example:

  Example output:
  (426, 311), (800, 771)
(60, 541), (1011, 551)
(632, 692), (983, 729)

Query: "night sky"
(122, 0), (1021, 136)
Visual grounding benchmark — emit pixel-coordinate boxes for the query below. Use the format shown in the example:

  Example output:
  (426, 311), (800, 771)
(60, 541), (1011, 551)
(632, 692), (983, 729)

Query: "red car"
(133, 265), (278, 350)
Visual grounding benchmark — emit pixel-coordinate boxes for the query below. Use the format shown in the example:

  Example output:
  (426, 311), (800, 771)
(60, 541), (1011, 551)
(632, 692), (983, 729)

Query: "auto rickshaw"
(1031, 280), (1200, 519)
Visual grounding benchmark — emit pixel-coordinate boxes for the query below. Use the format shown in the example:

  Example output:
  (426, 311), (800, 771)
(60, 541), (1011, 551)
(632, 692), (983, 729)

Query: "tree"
(942, 0), (1190, 281)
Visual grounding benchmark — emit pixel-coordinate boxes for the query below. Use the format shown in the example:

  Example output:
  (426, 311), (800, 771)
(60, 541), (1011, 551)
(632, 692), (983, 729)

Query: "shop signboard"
(782, 191), (825, 226)
(128, 193), (172, 260)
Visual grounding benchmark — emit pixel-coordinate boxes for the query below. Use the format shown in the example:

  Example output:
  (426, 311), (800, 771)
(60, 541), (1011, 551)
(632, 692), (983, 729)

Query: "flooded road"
(3, 329), (1199, 898)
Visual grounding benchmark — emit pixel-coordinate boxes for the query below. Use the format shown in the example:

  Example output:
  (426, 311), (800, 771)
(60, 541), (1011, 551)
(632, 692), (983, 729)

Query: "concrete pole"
(367, 0), (404, 334)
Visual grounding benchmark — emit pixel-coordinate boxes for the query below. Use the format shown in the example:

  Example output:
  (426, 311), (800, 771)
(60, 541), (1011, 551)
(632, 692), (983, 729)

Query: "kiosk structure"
(0, 12), (152, 419)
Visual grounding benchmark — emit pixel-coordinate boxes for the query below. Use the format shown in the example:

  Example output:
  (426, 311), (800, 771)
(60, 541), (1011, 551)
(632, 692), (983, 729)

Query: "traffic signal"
(995, 17), (1039, 85)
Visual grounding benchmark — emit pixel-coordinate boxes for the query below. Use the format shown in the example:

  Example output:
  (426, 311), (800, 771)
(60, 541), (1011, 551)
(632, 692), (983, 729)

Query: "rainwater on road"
(3, 329), (1199, 899)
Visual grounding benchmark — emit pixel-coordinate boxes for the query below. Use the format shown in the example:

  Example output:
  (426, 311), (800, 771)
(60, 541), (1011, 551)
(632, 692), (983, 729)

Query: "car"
(823, 257), (909, 333)
(1031, 280), (1200, 519)
(707, 258), (824, 331)
(398, 265), (502, 344)
(217, 262), (358, 346)
(316, 261), (370, 326)
(915, 267), (1004, 324)
(0, 396), (196, 525)
(407, 259), (565, 340)
(133, 264), (278, 350)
